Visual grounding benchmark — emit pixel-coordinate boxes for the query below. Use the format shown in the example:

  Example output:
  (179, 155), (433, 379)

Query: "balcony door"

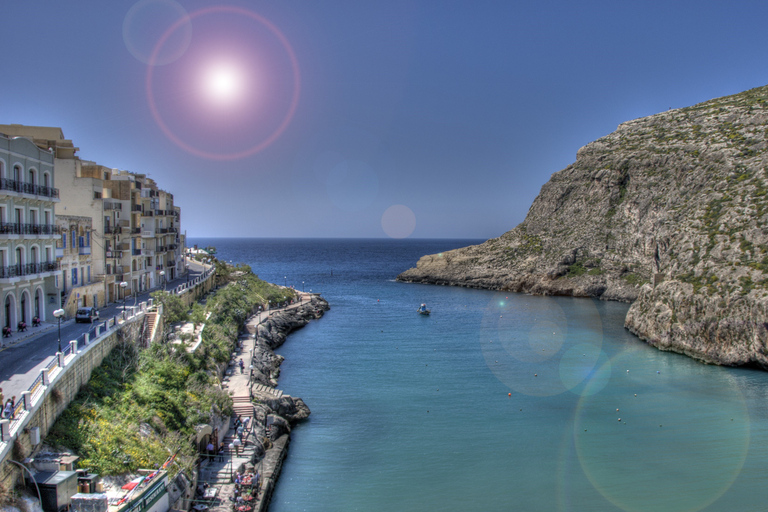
(15, 247), (22, 275)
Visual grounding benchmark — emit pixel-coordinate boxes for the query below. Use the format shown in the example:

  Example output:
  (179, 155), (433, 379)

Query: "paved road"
(0, 260), (209, 403)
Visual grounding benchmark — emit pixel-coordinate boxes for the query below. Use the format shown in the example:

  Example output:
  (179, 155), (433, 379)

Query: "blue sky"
(2, 0), (767, 238)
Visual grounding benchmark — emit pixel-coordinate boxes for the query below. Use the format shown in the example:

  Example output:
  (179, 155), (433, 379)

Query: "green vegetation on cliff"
(46, 266), (292, 476)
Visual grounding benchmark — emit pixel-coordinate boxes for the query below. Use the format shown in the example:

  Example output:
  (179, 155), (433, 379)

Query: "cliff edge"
(398, 85), (768, 367)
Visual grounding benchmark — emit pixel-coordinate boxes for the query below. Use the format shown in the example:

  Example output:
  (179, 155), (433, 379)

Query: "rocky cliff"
(398, 85), (768, 367)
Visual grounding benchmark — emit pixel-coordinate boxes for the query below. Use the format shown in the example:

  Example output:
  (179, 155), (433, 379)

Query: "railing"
(132, 205), (143, 212)
(106, 250), (123, 259)
(132, 249), (142, 256)
(168, 227), (178, 233)
(0, 264), (217, 444)
(131, 228), (141, 235)
(142, 210), (154, 217)
(156, 228), (168, 234)
(78, 246), (91, 256)
(104, 201), (122, 210)
(0, 223), (60, 235)
(0, 261), (60, 278)
(0, 178), (60, 199)
(156, 246), (166, 253)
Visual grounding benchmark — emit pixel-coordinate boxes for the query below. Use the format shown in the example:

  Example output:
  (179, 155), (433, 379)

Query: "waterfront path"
(197, 293), (313, 512)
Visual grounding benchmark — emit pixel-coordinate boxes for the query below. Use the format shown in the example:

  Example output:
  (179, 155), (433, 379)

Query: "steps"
(252, 384), (283, 399)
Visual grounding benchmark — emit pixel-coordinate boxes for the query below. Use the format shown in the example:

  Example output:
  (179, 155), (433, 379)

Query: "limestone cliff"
(398, 85), (768, 367)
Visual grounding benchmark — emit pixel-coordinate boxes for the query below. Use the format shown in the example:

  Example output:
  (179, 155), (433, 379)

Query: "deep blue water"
(190, 238), (768, 511)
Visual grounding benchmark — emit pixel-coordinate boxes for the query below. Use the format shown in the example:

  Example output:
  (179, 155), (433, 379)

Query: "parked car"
(75, 307), (99, 323)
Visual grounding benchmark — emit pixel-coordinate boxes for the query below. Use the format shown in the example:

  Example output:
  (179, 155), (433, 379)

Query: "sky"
(3, 0), (768, 239)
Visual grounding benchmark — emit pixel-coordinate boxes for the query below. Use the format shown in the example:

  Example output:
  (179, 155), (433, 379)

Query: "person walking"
(3, 400), (12, 419)
(233, 437), (242, 455)
(238, 358), (245, 373)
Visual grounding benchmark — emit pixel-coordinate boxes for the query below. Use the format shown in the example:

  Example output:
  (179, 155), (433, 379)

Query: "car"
(75, 307), (99, 323)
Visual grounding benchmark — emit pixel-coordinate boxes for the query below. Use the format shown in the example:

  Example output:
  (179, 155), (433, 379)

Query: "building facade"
(0, 133), (62, 328)
(55, 214), (102, 316)
(0, 125), (185, 311)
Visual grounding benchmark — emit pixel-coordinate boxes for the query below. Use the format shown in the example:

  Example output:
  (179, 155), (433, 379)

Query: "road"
(0, 260), (209, 403)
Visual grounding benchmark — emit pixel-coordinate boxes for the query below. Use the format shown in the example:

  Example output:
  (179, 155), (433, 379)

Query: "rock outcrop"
(398, 85), (768, 367)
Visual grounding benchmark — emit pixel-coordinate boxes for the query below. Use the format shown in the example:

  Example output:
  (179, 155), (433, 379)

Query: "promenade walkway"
(195, 293), (312, 512)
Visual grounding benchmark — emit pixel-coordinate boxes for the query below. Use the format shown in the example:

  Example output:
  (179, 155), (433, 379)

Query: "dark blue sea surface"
(189, 238), (768, 511)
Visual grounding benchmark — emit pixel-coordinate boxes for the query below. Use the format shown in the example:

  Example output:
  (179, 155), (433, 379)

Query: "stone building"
(0, 125), (186, 308)
(55, 214), (103, 315)
(0, 132), (62, 328)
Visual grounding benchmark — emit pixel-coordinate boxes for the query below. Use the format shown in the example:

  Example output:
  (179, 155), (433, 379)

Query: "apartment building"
(0, 132), (62, 328)
(0, 124), (185, 310)
(55, 214), (102, 315)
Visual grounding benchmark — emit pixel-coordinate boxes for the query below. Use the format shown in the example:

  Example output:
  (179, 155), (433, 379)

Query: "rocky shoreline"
(237, 294), (329, 511)
(397, 85), (768, 368)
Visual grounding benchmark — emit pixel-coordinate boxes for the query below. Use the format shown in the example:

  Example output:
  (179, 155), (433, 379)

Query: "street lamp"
(120, 281), (128, 313)
(302, 281), (305, 292)
(185, 263), (190, 285)
(53, 309), (65, 353)
(160, 270), (166, 291)
(284, 275), (287, 287)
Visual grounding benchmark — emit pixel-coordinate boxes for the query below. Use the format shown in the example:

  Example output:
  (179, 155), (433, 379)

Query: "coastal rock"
(262, 396), (311, 423)
(266, 414), (291, 440)
(397, 85), (768, 367)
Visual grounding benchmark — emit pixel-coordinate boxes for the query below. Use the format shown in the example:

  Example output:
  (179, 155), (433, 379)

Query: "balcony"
(105, 250), (123, 259)
(104, 201), (122, 210)
(0, 261), (60, 279)
(142, 210), (154, 217)
(78, 245), (91, 256)
(132, 248), (142, 256)
(132, 205), (143, 212)
(156, 245), (167, 253)
(0, 178), (60, 199)
(0, 223), (60, 235)
(142, 248), (155, 256)
(168, 243), (178, 250)
(168, 227), (178, 233)
(131, 227), (141, 235)
(105, 226), (122, 235)
(156, 227), (169, 234)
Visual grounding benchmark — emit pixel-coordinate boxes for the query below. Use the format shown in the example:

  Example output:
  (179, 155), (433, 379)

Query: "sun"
(202, 62), (244, 105)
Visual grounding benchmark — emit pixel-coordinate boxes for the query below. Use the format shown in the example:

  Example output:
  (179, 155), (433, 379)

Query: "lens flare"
(381, 204), (416, 238)
(145, 6), (300, 160)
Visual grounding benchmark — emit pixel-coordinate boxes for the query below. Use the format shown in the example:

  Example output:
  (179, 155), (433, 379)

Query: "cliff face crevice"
(397, 85), (768, 367)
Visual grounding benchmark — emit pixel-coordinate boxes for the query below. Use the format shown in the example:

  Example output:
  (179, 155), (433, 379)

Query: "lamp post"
(160, 270), (166, 292)
(284, 275), (287, 287)
(302, 281), (305, 292)
(120, 281), (128, 313)
(53, 308), (65, 353)
(185, 263), (190, 285)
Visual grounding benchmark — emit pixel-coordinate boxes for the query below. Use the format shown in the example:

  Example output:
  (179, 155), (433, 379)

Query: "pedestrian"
(239, 358), (244, 373)
(237, 424), (244, 440)
(233, 437), (242, 455)
(0, 388), (4, 406)
(3, 400), (11, 419)
(206, 441), (214, 458)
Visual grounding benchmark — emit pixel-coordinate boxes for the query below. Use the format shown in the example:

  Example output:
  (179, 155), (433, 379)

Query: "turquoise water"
(190, 238), (768, 511)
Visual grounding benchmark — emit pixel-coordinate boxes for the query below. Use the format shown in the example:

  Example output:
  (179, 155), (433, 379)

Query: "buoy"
(534, 374), (537, 377)
(634, 394), (637, 397)
(616, 408), (619, 412)
(377, 299), (379, 302)
(657, 371), (660, 374)
(618, 418), (621, 421)
(508, 393), (511, 397)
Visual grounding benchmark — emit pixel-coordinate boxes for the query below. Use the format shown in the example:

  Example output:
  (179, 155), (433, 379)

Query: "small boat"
(417, 304), (431, 315)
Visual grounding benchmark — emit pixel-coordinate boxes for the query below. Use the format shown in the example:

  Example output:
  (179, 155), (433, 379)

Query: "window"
(72, 268), (78, 285)
(71, 230), (76, 248)
(87, 266), (91, 283)
(62, 233), (66, 248)
(86, 231), (90, 246)
(94, 191), (102, 199)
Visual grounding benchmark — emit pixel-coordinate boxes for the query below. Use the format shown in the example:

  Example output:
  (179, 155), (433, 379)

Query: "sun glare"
(203, 63), (243, 105)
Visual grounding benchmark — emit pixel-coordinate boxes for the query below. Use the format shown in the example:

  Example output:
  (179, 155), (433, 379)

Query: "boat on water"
(418, 303), (431, 315)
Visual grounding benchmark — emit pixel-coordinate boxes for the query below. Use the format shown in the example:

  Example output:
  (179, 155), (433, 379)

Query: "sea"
(189, 238), (768, 512)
